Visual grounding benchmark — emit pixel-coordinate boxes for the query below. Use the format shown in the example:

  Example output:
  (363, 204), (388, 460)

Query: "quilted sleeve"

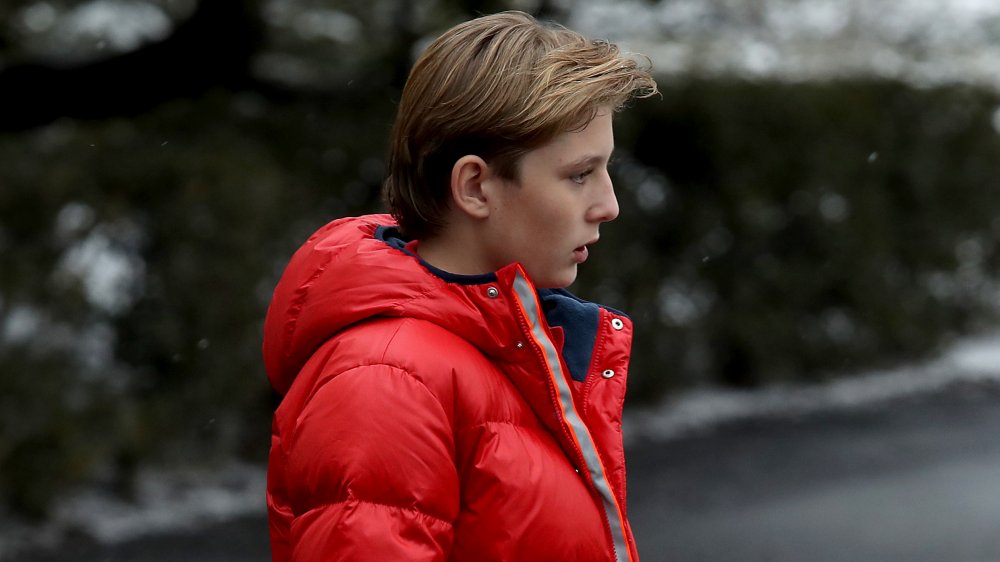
(281, 363), (459, 561)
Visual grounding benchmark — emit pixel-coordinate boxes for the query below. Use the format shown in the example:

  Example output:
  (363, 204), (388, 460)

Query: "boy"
(263, 11), (657, 561)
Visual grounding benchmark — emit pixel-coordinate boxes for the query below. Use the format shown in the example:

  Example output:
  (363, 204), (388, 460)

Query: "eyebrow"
(560, 149), (617, 171)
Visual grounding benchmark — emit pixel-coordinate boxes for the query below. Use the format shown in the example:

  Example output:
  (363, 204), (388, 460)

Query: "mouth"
(573, 238), (598, 263)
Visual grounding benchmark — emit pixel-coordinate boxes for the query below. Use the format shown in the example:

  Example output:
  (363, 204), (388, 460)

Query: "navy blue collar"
(538, 289), (600, 382)
(375, 225), (498, 285)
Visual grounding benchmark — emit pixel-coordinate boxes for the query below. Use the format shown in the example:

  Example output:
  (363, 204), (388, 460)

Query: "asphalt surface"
(16, 381), (1000, 562)
(627, 380), (1000, 561)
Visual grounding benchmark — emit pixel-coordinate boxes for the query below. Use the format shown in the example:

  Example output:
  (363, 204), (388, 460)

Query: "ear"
(449, 155), (493, 219)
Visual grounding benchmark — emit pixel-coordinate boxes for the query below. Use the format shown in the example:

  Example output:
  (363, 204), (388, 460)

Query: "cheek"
(523, 194), (571, 229)
(497, 182), (574, 244)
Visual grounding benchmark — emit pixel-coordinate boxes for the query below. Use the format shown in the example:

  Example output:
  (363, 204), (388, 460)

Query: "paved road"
(628, 381), (1000, 561)
(16, 381), (1000, 561)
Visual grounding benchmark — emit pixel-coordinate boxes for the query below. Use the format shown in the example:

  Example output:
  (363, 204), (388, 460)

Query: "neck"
(417, 220), (495, 276)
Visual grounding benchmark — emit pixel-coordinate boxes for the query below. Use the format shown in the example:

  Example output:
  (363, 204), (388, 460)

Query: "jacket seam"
(455, 419), (535, 433)
(377, 317), (410, 364)
(298, 497), (453, 526)
(305, 360), (449, 420)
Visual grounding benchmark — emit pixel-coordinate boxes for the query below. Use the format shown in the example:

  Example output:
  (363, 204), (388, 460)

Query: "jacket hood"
(262, 214), (528, 396)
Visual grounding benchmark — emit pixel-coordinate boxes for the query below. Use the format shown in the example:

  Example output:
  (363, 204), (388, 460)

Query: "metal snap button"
(486, 286), (499, 298)
(602, 369), (615, 379)
(611, 318), (624, 330)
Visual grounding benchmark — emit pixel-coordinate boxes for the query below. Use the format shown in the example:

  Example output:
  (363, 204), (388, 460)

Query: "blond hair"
(383, 11), (658, 239)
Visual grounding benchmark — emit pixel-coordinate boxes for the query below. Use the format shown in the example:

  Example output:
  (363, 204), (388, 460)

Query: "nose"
(588, 173), (619, 223)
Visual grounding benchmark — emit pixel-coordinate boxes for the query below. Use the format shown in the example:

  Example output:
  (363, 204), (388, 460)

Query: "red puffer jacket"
(263, 214), (639, 561)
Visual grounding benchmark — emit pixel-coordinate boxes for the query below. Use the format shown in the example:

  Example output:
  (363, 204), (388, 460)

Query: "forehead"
(525, 111), (615, 164)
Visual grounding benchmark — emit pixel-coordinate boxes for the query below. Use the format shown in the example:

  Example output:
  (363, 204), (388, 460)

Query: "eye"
(569, 169), (593, 184)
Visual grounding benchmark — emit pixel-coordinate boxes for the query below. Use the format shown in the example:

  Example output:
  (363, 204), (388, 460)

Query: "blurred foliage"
(0, 90), (393, 516)
(580, 78), (1000, 397)
(1, 0), (999, 520)
(256, 0), (564, 91)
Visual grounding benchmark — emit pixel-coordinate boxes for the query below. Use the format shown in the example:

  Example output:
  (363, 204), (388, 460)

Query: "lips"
(574, 237), (599, 263)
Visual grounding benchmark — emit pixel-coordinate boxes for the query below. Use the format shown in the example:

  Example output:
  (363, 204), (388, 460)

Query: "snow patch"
(1, 304), (43, 345)
(0, 463), (265, 559)
(63, 0), (172, 52)
(626, 330), (1000, 442)
(54, 221), (145, 316)
(54, 463), (265, 544)
(568, 0), (1000, 93)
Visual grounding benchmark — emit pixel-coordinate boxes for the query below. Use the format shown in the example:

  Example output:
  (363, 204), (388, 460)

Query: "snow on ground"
(626, 329), (1000, 443)
(0, 463), (265, 561)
